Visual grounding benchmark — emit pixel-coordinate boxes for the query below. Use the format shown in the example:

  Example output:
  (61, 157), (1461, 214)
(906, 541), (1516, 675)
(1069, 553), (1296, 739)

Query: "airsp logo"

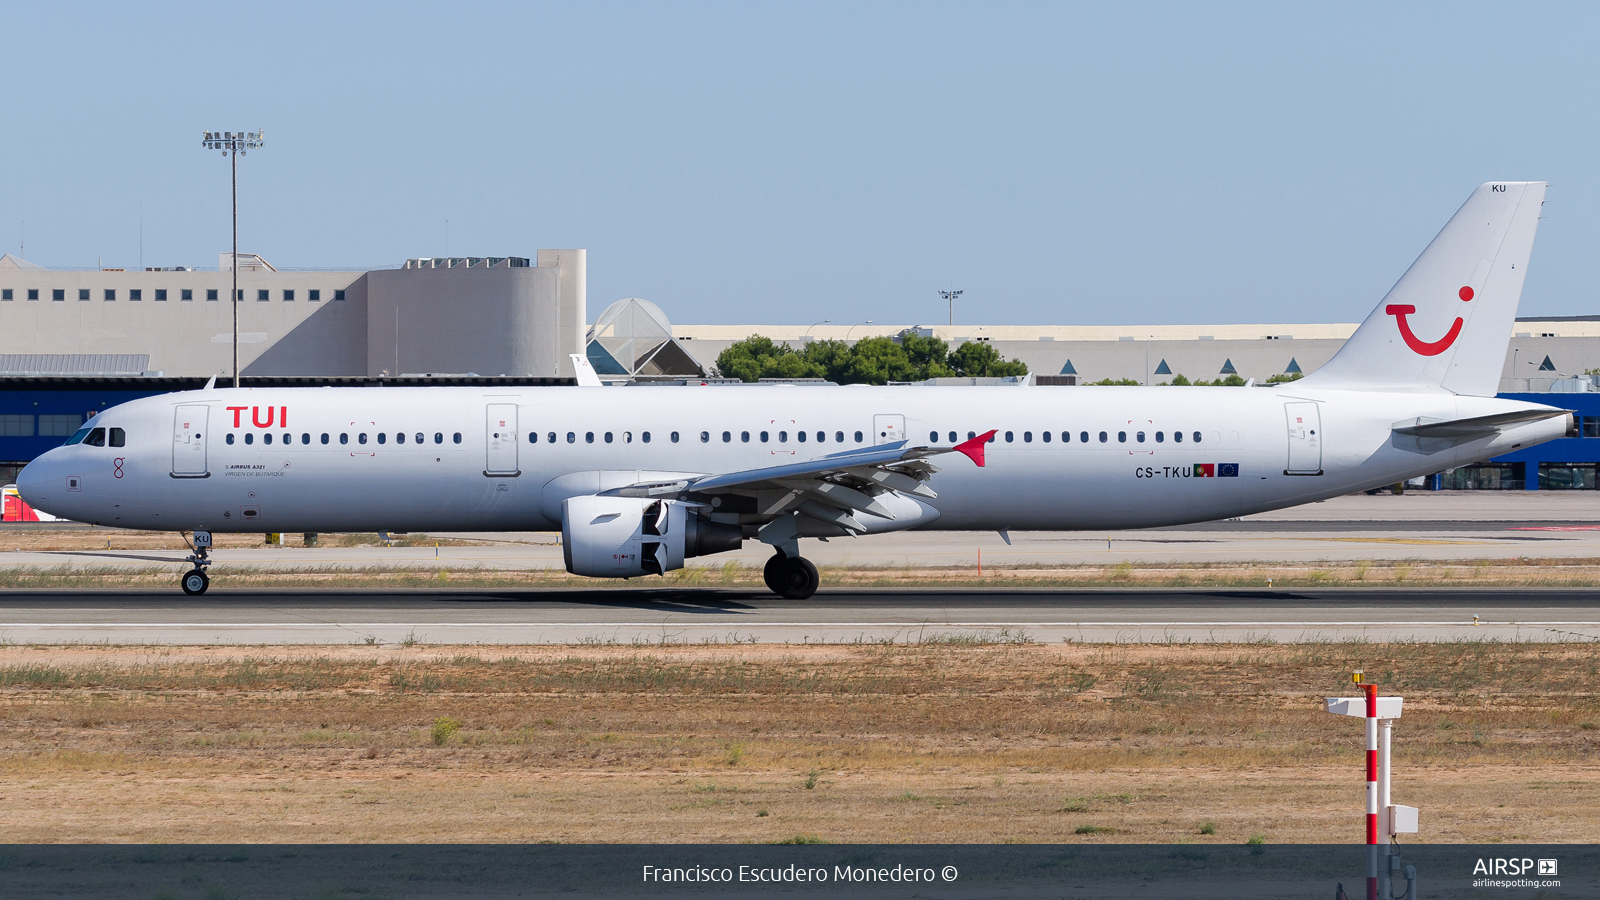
(1472, 858), (1556, 876)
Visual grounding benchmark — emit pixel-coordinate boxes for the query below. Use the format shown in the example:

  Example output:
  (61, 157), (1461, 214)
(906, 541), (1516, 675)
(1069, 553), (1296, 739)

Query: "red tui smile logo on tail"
(1386, 286), (1473, 356)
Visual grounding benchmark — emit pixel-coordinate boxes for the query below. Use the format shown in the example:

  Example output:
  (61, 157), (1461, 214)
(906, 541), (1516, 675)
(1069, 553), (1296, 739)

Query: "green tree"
(843, 336), (919, 384)
(798, 339), (856, 383)
(714, 335), (825, 383)
(1091, 377), (1142, 385)
(1265, 372), (1303, 383)
(949, 341), (1029, 378)
(1162, 374), (1193, 386)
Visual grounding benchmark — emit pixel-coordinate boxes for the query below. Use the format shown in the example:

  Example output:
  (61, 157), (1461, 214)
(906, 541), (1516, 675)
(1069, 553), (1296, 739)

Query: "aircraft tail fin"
(1304, 182), (1546, 396)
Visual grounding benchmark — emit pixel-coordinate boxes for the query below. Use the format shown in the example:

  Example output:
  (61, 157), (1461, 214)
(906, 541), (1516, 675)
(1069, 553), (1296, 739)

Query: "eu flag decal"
(1218, 463), (1239, 477)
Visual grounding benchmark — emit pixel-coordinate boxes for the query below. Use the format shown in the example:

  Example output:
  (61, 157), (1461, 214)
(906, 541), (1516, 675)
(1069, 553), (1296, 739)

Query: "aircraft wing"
(1392, 409), (1571, 439)
(605, 430), (996, 533)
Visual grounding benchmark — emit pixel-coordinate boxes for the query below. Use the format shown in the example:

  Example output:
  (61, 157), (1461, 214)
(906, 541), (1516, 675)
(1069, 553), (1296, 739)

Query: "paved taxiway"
(2, 588), (1597, 644)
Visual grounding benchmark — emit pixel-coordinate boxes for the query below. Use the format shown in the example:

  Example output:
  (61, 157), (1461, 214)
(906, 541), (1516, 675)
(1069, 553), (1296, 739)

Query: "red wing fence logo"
(1386, 285), (1473, 356)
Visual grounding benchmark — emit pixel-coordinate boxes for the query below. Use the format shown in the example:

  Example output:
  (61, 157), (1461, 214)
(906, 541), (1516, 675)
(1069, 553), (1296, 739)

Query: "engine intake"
(561, 496), (742, 578)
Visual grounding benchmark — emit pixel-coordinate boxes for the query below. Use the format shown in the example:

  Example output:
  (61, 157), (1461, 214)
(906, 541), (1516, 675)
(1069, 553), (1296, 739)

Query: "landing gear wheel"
(181, 569), (209, 596)
(769, 556), (819, 600)
(763, 552), (786, 591)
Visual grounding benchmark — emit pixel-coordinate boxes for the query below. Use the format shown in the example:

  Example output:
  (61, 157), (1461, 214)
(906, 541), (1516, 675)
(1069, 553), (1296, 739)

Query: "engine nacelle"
(561, 496), (742, 578)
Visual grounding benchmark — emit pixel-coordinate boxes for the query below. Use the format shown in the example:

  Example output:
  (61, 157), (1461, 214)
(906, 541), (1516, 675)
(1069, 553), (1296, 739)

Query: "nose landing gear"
(763, 550), (819, 600)
(181, 530), (213, 596)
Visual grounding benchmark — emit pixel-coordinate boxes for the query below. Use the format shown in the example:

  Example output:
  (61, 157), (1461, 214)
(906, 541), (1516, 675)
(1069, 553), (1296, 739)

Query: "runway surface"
(2, 587), (1598, 644)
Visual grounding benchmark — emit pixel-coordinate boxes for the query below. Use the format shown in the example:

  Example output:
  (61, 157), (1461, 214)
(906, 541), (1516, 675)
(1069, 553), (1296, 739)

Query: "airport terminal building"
(3, 248), (1600, 492)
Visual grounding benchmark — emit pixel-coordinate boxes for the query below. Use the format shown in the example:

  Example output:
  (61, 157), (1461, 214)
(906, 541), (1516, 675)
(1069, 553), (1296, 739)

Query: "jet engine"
(561, 495), (743, 578)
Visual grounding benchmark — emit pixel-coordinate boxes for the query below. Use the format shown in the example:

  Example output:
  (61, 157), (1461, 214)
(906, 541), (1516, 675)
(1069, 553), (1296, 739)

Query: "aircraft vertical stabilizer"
(1305, 182), (1546, 396)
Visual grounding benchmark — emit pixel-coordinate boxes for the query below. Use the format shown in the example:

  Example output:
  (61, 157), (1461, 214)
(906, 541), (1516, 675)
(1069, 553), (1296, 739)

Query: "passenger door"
(1284, 401), (1323, 475)
(872, 414), (906, 445)
(485, 403), (520, 476)
(171, 404), (209, 477)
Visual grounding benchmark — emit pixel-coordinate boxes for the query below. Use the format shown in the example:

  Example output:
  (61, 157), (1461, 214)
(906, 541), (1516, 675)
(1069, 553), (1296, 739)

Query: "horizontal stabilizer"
(1392, 408), (1570, 439)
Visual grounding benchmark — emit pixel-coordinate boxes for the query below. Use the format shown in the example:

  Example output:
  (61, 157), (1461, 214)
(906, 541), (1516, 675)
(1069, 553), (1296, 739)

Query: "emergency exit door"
(485, 404), (520, 476)
(873, 414), (905, 445)
(1284, 401), (1323, 475)
(171, 404), (209, 477)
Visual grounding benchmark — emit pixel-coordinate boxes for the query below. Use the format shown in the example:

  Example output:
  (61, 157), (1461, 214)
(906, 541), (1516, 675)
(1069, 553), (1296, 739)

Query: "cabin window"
(1098, 432), (1107, 443)
(1193, 431), (1202, 443)
(836, 432), (844, 443)
(358, 433), (367, 444)
(546, 432), (555, 443)
(1155, 431), (1164, 443)
(779, 431), (788, 442)
(226, 433), (235, 445)
(854, 431), (863, 442)
(396, 432), (405, 444)
(453, 433), (462, 444)
(741, 431), (750, 442)
(722, 431), (731, 442)
(1136, 431), (1145, 443)
(930, 431), (938, 442)
(760, 431), (769, 442)
(436, 433), (444, 444)
(797, 431), (806, 442)
(671, 432), (680, 443)
(585, 432), (594, 443)
(624, 431), (633, 443)
(302, 433), (311, 444)
(321, 433), (330, 444)
(1005, 431), (1013, 443)
(109, 427), (126, 447)
(282, 433), (290, 444)
(642, 432), (652, 443)
(264, 433), (273, 445)
(1060, 432), (1069, 443)
(376, 433), (386, 445)
(528, 432), (538, 443)
(1024, 431), (1033, 443)
(1117, 431), (1127, 443)
(605, 432), (614, 443)
(1174, 431), (1183, 443)
(245, 433), (254, 445)
(340, 433), (348, 444)
(816, 431), (825, 442)
(1080, 432), (1089, 443)
(1042, 431), (1051, 443)
(967, 431), (975, 440)
(414, 433), (423, 444)
(947, 431), (956, 442)
(567, 432), (575, 443)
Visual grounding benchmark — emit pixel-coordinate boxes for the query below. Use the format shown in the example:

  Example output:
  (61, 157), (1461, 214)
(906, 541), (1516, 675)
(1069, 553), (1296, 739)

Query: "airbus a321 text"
(17, 182), (1571, 598)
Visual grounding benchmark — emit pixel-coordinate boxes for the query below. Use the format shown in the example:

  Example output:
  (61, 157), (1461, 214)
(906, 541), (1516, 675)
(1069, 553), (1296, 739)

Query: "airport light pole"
(201, 130), (265, 388)
(940, 290), (963, 326)
(846, 320), (874, 344)
(804, 319), (831, 343)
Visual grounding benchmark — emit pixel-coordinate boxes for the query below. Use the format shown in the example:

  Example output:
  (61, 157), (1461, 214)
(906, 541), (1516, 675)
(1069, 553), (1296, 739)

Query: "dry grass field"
(1, 640), (1596, 844)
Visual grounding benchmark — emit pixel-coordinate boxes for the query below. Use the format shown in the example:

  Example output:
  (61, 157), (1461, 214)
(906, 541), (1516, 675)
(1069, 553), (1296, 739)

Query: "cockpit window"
(109, 427), (126, 448)
(84, 427), (107, 447)
(63, 425), (92, 446)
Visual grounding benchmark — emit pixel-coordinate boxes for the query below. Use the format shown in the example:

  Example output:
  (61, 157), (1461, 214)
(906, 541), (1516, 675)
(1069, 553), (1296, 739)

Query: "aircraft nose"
(15, 454), (55, 508)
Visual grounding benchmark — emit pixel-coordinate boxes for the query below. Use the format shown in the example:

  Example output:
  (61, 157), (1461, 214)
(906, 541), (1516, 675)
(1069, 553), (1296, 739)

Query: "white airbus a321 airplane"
(17, 182), (1572, 598)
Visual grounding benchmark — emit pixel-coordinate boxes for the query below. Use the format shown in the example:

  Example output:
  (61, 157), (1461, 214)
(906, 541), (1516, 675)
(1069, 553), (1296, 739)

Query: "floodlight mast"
(940, 289), (963, 326)
(200, 130), (265, 388)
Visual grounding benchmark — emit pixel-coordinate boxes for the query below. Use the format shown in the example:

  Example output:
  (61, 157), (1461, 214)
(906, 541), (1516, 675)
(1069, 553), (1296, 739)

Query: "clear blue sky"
(4, 2), (1597, 326)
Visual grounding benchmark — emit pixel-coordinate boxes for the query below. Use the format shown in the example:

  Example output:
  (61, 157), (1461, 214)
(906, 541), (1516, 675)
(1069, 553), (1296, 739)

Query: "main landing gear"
(763, 550), (819, 600)
(181, 530), (213, 596)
